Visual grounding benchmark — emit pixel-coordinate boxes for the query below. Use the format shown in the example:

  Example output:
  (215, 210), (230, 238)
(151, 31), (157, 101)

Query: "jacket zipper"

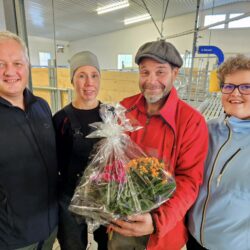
(200, 117), (231, 246)
(216, 148), (241, 187)
(142, 115), (151, 141)
(24, 110), (52, 233)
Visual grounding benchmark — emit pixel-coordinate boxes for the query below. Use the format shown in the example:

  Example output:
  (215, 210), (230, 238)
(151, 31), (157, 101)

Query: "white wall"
(69, 13), (196, 70)
(28, 36), (70, 66)
(69, 2), (250, 70)
(2, 1), (246, 69)
(0, 0), (6, 31)
(198, 2), (250, 59)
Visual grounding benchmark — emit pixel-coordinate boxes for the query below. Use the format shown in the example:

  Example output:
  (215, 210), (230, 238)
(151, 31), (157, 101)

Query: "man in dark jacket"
(0, 31), (58, 250)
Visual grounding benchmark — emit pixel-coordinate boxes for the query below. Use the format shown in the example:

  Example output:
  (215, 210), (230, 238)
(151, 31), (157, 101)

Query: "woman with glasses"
(187, 54), (250, 250)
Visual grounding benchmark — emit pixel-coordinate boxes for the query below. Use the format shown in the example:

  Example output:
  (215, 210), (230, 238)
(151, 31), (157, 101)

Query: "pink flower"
(101, 160), (126, 183)
(102, 173), (111, 182)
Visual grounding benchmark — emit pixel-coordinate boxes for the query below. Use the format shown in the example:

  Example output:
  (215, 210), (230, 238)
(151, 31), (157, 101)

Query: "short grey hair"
(0, 31), (29, 63)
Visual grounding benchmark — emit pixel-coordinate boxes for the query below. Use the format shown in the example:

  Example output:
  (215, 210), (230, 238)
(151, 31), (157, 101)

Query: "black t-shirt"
(53, 102), (102, 196)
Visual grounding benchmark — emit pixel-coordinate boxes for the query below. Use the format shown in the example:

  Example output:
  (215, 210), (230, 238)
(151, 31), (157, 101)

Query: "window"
(39, 52), (51, 66)
(204, 14), (226, 29)
(228, 13), (250, 28)
(182, 52), (192, 68)
(118, 54), (132, 69)
(204, 13), (250, 30)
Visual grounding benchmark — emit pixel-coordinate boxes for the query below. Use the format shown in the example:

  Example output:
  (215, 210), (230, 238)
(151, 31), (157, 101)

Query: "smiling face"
(0, 39), (29, 103)
(72, 65), (100, 104)
(138, 58), (178, 112)
(222, 70), (250, 119)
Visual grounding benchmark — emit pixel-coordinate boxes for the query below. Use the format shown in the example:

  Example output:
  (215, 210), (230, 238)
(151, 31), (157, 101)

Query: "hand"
(109, 213), (154, 237)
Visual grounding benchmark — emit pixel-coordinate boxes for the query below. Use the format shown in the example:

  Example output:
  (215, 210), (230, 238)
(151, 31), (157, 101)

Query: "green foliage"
(88, 167), (176, 217)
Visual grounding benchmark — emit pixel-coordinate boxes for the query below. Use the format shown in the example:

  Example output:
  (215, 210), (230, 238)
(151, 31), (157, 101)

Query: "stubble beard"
(143, 87), (170, 104)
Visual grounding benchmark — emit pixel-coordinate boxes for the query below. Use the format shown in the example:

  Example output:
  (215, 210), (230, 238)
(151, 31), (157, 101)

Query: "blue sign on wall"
(198, 46), (224, 66)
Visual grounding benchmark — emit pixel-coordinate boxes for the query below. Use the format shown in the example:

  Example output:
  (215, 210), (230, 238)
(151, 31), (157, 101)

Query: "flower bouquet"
(69, 104), (176, 228)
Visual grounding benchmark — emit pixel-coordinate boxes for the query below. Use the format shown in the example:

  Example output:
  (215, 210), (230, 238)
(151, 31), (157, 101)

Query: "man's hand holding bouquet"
(69, 104), (176, 242)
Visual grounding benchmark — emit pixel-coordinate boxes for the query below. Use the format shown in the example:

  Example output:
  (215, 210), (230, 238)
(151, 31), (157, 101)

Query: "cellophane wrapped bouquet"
(69, 104), (176, 229)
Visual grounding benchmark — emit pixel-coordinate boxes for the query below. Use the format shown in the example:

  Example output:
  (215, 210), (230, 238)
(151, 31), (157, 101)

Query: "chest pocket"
(131, 115), (175, 170)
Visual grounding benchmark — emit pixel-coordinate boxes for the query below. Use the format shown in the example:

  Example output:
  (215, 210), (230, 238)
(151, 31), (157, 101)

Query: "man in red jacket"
(108, 40), (208, 250)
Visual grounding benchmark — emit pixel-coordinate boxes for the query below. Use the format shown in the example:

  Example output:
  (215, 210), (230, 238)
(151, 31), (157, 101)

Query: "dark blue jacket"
(0, 89), (58, 249)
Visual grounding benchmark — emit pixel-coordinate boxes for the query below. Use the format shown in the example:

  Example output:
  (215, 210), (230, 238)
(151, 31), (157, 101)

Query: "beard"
(142, 86), (170, 104)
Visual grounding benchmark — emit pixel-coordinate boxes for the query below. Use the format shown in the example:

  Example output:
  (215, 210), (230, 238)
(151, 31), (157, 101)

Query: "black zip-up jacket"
(0, 89), (58, 250)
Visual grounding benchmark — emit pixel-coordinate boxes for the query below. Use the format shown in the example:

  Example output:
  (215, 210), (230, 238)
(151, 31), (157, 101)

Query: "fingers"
(106, 225), (112, 233)
(127, 214), (145, 222)
(108, 213), (154, 237)
(110, 222), (137, 237)
(111, 219), (134, 229)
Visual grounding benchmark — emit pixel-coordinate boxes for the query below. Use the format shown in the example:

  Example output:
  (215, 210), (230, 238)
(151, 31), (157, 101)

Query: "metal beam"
(187, 0), (200, 101)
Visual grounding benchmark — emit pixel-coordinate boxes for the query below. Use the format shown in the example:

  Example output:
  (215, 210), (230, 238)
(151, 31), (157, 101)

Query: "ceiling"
(23, 0), (248, 41)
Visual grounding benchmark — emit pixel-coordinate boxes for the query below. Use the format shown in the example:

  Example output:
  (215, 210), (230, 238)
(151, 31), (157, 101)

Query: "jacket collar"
(217, 113), (250, 132)
(0, 88), (37, 108)
(159, 87), (178, 134)
(23, 88), (37, 107)
(133, 87), (178, 134)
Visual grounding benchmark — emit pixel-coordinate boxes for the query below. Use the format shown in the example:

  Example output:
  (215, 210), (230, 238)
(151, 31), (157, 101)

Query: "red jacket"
(121, 88), (208, 250)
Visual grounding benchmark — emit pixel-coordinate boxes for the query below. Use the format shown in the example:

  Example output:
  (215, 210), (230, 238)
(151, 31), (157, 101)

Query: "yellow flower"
(140, 166), (148, 173)
(126, 156), (166, 178)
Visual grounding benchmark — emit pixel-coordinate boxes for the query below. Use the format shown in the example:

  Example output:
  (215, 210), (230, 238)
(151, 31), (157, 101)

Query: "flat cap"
(70, 51), (100, 81)
(135, 40), (183, 68)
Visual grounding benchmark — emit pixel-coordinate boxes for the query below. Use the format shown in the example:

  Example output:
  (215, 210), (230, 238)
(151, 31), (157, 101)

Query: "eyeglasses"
(220, 83), (250, 95)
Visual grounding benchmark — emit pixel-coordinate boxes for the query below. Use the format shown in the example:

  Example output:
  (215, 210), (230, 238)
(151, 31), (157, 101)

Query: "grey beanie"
(70, 51), (100, 81)
(135, 40), (183, 68)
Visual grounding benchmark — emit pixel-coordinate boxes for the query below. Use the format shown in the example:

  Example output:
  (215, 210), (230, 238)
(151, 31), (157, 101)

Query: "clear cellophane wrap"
(69, 104), (176, 229)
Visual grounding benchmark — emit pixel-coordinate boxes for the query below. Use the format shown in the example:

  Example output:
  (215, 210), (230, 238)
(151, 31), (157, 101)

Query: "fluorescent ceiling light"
(97, 1), (129, 15)
(124, 14), (151, 25)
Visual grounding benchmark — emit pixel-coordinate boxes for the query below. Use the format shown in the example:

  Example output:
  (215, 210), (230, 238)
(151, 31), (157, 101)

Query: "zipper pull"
(224, 115), (229, 125)
(217, 174), (222, 187)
